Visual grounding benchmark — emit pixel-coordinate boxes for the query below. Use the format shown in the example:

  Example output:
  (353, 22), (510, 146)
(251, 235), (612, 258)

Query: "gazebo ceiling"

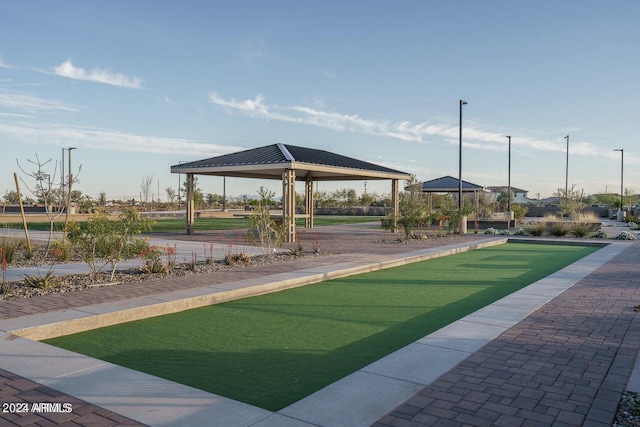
(170, 143), (411, 181)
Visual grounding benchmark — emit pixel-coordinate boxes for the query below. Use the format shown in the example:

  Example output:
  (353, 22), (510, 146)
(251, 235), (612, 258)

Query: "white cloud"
(52, 60), (143, 89)
(0, 112), (33, 118)
(208, 92), (425, 142)
(0, 122), (240, 157)
(207, 92), (613, 161)
(0, 89), (79, 113)
(0, 56), (9, 69)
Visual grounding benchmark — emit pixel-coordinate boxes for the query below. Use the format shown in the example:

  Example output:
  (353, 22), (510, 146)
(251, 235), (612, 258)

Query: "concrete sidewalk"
(1, 223), (639, 426)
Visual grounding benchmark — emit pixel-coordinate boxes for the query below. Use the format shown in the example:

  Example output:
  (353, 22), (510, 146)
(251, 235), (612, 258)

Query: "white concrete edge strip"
(0, 239), (626, 427)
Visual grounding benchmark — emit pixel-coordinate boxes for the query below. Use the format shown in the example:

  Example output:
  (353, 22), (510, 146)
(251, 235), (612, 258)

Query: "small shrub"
(484, 227), (497, 235)
(23, 269), (58, 289)
(51, 239), (74, 261)
(569, 222), (591, 237)
(288, 234), (305, 256)
(514, 228), (527, 236)
(527, 221), (546, 236)
(572, 212), (598, 222)
(592, 228), (608, 239)
(615, 231), (637, 240)
(628, 222), (639, 231)
(138, 245), (173, 274)
(547, 222), (568, 236)
(500, 230), (510, 235)
(204, 243), (214, 264)
(0, 235), (21, 264)
(224, 252), (251, 265)
(1, 248), (9, 294)
(246, 187), (285, 255)
(67, 209), (154, 281)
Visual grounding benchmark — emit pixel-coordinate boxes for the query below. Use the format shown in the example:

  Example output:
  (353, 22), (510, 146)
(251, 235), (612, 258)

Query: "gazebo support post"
(282, 169), (296, 242)
(186, 173), (195, 235)
(391, 179), (400, 233)
(305, 178), (314, 229)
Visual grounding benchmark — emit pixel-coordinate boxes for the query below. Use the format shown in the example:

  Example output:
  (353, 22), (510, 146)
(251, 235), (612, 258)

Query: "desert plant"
(572, 212), (598, 222)
(484, 227), (498, 235)
(615, 231), (637, 240)
(51, 239), (74, 261)
(287, 234), (305, 256)
(557, 184), (587, 219)
(592, 228), (608, 239)
(23, 269), (58, 289)
(246, 187), (285, 255)
(138, 245), (173, 274)
(398, 175), (427, 237)
(0, 248), (9, 293)
(313, 235), (320, 253)
(0, 235), (20, 264)
(527, 221), (546, 236)
(511, 204), (529, 224)
(569, 222), (591, 237)
(204, 243), (215, 264)
(17, 154), (81, 253)
(514, 228), (527, 236)
(547, 222), (568, 236)
(224, 252), (251, 265)
(67, 208), (153, 281)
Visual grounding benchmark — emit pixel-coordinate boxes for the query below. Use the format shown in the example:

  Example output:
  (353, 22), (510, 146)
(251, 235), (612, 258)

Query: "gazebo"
(420, 175), (486, 210)
(170, 143), (411, 241)
(420, 175), (484, 194)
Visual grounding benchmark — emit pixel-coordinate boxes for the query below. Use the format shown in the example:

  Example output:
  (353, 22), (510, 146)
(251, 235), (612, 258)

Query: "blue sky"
(1, 0), (638, 203)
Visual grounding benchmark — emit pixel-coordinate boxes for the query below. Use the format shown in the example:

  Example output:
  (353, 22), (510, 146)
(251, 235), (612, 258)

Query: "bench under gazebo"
(170, 143), (411, 241)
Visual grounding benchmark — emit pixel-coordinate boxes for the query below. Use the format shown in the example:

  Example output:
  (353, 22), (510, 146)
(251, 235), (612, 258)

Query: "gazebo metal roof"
(171, 143), (410, 241)
(171, 143), (410, 181)
(421, 175), (484, 193)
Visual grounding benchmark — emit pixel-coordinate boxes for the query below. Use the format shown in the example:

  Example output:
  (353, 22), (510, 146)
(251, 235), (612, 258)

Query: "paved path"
(374, 241), (640, 427)
(0, 221), (639, 426)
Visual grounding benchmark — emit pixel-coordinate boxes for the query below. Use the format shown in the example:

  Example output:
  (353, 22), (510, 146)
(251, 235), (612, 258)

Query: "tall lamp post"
(506, 135), (512, 213)
(564, 135), (569, 198)
(61, 148), (66, 191)
(458, 100), (467, 211)
(614, 148), (624, 219)
(64, 147), (76, 229)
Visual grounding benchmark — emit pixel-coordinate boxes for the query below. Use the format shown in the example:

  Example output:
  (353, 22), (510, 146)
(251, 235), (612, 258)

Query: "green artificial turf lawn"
(44, 242), (599, 411)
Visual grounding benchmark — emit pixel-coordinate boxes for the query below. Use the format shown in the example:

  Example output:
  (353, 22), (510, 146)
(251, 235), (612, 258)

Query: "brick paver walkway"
(2, 224), (639, 426)
(373, 242), (640, 427)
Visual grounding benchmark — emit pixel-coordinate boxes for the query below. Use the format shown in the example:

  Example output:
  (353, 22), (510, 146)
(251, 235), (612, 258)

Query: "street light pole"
(64, 147), (76, 228)
(614, 148), (624, 218)
(458, 100), (467, 211)
(506, 135), (511, 213)
(61, 148), (65, 191)
(564, 135), (569, 199)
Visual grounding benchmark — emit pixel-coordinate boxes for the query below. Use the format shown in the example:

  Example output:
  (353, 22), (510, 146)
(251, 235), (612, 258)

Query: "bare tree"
(16, 154), (64, 254)
(165, 186), (176, 208)
(141, 174), (154, 207)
